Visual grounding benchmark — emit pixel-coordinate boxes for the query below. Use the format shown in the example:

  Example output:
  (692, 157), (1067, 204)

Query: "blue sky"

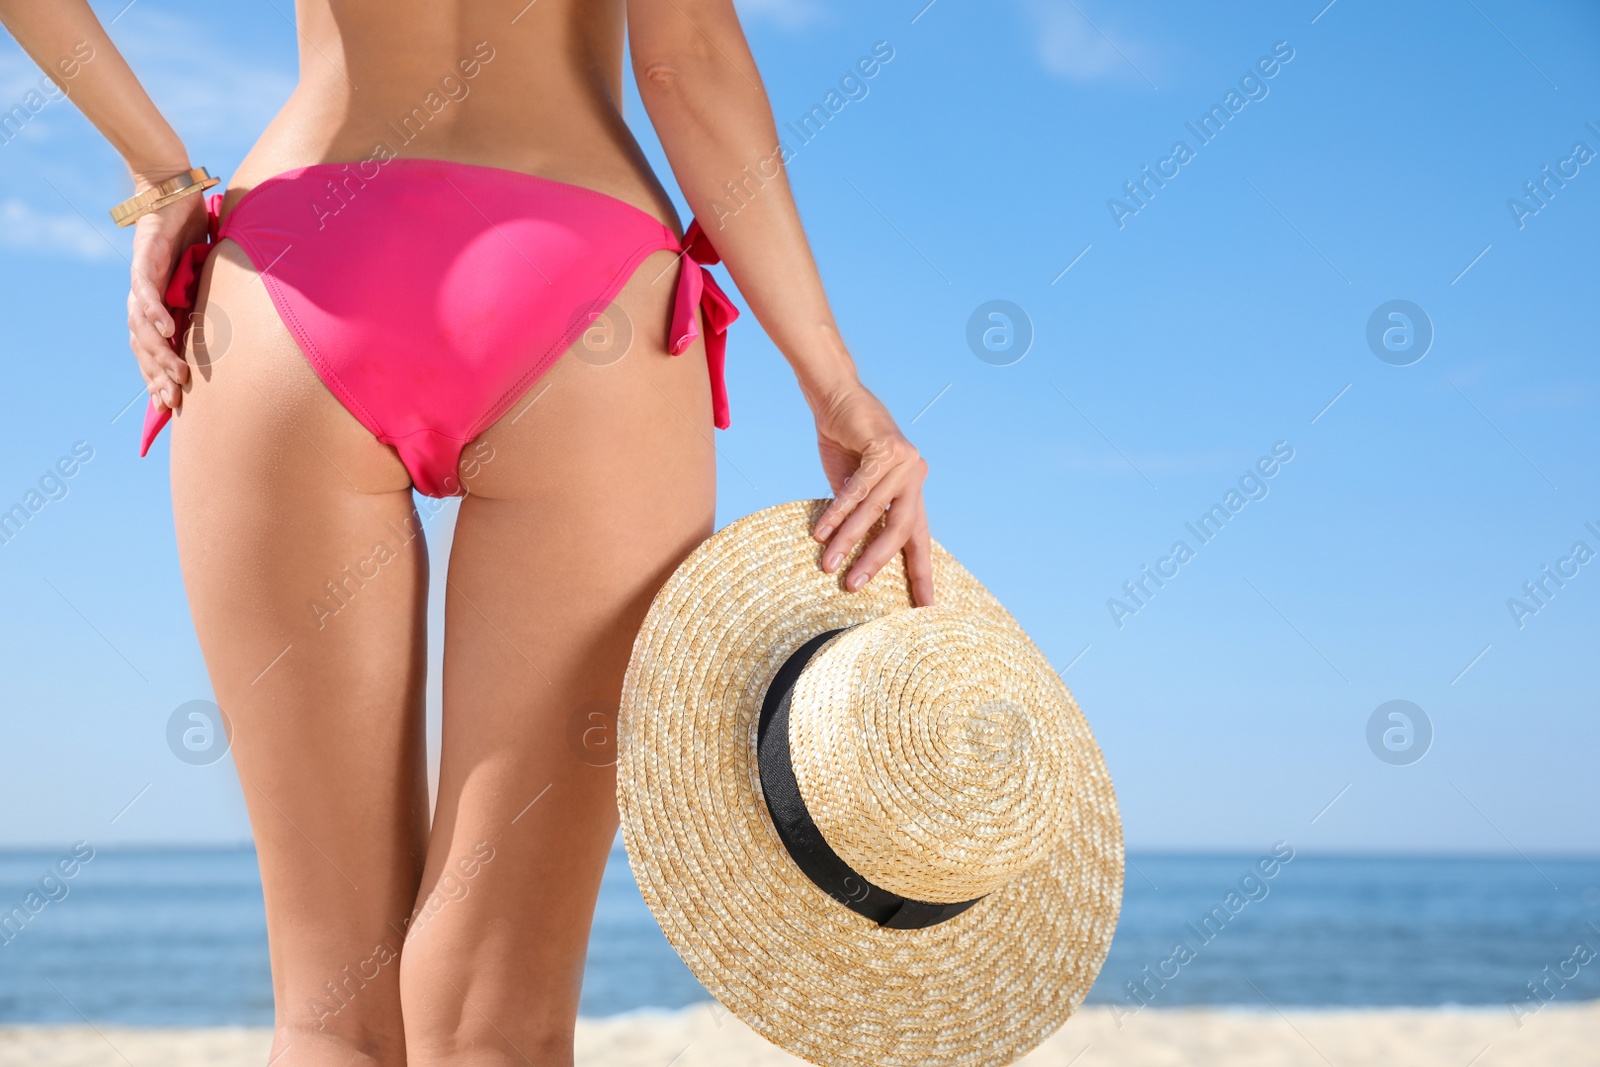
(0, 0), (1595, 857)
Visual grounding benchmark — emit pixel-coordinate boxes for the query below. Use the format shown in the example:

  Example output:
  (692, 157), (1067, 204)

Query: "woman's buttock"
(189, 158), (720, 498)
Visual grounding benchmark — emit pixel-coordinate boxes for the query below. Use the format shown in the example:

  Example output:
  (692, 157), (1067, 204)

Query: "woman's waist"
(227, 90), (677, 231)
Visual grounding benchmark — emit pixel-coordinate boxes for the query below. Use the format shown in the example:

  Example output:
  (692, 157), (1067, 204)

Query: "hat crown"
(787, 606), (1076, 904)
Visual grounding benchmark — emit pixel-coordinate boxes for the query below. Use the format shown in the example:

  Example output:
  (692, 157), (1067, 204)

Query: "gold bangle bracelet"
(109, 167), (220, 228)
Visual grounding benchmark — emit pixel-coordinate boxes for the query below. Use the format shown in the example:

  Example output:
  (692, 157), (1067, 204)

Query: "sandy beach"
(2, 1001), (1595, 1066)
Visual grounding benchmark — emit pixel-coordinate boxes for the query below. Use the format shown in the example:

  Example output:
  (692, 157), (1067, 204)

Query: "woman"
(1, 1), (934, 1063)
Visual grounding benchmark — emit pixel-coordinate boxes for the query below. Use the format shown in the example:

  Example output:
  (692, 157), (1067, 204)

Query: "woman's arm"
(628, 0), (935, 605)
(0, 1), (188, 182)
(0, 0), (208, 412)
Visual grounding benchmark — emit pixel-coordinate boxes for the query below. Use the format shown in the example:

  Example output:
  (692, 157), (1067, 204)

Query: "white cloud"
(736, 0), (827, 30)
(0, 198), (118, 261)
(1021, 0), (1154, 84)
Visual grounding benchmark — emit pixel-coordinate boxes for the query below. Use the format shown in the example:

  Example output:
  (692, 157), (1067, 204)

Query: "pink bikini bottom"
(142, 157), (738, 497)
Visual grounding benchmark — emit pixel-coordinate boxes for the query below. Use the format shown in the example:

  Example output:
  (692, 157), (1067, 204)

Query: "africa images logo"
(1111, 842), (1296, 1028)
(1108, 442), (1295, 628)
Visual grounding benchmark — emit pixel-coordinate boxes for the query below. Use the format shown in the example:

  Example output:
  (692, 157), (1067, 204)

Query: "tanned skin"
(0, 2), (934, 1062)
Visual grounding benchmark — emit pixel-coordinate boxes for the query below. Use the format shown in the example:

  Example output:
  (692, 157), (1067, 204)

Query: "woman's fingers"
(128, 315), (186, 410)
(129, 231), (175, 335)
(821, 457), (933, 594)
(129, 347), (171, 412)
(126, 233), (188, 411)
(128, 224), (181, 406)
(901, 507), (936, 607)
(812, 437), (898, 542)
(124, 202), (215, 414)
(128, 268), (173, 340)
(817, 439), (933, 600)
(128, 321), (183, 409)
(843, 490), (920, 595)
(129, 310), (186, 381)
(806, 387), (933, 601)
(820, 472), (899, 581)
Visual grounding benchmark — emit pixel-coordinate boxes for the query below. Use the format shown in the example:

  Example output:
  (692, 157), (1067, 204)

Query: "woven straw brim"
(617, 500), (1123, 1067)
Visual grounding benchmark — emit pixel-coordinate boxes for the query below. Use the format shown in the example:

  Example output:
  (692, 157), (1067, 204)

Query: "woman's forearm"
(632, 15), (862, 411)
(0, 0), (189, 184)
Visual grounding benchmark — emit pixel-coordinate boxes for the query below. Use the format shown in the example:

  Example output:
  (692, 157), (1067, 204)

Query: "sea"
(1, 843), (1597, 1024)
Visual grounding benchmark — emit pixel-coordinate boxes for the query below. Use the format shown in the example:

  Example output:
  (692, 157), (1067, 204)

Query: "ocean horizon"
(2, 843), (1596, 1025)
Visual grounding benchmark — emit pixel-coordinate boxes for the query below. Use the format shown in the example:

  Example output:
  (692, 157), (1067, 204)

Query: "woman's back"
(238, 0), (674, 221)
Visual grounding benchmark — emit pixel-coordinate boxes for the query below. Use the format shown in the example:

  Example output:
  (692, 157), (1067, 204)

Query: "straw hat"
(617, 499), (1122, 1067)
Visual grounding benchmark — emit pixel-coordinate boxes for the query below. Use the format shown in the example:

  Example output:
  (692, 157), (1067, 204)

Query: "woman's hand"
(126, 172), (210, 413)
(809, 382), (935, 606)
(0, 5), (208, 407)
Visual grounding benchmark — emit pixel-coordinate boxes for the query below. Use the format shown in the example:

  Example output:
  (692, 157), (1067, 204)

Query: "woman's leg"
(398, 250), (717, 1066)
(171, 241), (432, 1066)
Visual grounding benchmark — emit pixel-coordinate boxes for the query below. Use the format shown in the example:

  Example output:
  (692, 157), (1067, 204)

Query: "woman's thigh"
(171, 240), (431, 1064)
(399, 249), (717, 1061)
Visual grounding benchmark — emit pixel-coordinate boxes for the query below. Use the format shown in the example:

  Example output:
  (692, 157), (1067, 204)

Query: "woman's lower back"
(231, 0), (677, 228)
